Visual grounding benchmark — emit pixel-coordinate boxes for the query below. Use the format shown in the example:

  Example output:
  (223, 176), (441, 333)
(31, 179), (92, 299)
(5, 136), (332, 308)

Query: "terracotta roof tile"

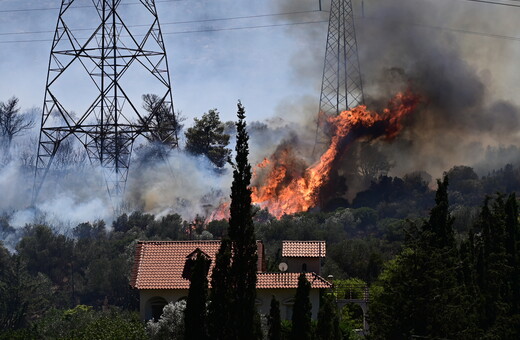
(130, 241), (222, 290)
(257, 272), (332, 289)
(131, 240), (331, 290)
(282, 241), (326, 258)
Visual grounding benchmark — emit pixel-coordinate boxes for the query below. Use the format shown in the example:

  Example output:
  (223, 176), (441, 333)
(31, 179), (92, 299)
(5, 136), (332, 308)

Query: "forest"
(1, 97), (520, 339)
(1, 162), (520, 339)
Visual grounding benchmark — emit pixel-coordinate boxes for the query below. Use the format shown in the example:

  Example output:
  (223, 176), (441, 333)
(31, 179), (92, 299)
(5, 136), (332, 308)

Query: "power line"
(2, 15), (520, 45)
(360, 14), (520, 42)
(0, 19), (329, 44)
(0, 9), (321, 37)
(0, 2), (519, 44)
(457, 0), (520, 8)
(0, 0), (185, 14)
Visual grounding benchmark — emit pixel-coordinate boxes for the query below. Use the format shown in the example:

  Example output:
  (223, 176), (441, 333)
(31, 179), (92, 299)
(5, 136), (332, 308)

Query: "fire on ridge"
(209, 91), (422, 221)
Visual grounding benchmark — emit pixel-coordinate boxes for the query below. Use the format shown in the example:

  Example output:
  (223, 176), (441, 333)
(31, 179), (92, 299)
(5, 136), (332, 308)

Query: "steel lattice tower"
(315, 0), (364, 146)
(34, 0), (177, 205)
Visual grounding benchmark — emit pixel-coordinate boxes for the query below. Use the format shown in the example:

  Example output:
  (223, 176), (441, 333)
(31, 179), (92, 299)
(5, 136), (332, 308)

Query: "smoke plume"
(276, 0), (520, 180)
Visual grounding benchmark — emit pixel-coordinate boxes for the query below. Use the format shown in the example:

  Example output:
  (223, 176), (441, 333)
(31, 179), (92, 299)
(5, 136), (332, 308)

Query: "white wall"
(140, 287), (322, 321)
(256, 288), (321, 320)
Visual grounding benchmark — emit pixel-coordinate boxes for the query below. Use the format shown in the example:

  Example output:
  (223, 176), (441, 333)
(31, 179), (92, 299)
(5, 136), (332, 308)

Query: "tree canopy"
(184, 109), (231, 168)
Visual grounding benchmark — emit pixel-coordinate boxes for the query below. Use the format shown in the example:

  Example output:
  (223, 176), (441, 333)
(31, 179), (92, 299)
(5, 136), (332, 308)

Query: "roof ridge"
(137, 240), (222, 244)
(282, 240), (326, 242)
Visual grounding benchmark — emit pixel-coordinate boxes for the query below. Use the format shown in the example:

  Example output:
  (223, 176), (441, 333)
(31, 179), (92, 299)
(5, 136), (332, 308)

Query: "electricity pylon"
(315, 0), (364, 149)
(34, 0), (178, 206)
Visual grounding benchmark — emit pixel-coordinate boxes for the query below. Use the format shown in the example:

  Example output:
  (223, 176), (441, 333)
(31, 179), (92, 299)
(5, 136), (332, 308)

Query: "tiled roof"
(282, 241), (326, 258)
(130, 240), (331, 290)
(257, 272), (332, 289)
(130, 241), (222, 290)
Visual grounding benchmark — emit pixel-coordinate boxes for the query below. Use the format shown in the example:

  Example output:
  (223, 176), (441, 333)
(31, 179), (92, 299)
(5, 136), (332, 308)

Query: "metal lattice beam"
(315, 0), (364, 147)
(33, 0), (177, 205)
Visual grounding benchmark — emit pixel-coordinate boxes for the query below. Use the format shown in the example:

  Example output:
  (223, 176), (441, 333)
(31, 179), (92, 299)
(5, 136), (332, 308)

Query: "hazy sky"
(0, 0), (519, 124)
(1, 0), (520, 226)
(0, 0), (327, 124)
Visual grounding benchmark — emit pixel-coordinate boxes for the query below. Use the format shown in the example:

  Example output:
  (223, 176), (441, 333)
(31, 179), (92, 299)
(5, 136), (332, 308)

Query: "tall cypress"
(505, 194), (520, 314)
(423, 176), (455, 248)
(268, 295), (282, 340)
(208, 238), (232, 340)
(184, 252), (209, 340)
(291, 273), (312, 340)
(316, 294), (340, 340)
(228, 101), (259, 339)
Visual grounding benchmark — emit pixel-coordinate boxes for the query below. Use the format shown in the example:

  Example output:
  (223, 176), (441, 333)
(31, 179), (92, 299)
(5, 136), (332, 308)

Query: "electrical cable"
(0, 1), (519, 44)
(459, 0), (520, 8)
(0, 19), (329, 44)
(0, 9), (322, 36)
(0, 0), (186, 14)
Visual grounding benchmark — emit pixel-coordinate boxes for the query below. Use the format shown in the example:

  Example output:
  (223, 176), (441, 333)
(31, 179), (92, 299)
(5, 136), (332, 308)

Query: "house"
(281, 240), (326, 275)
(130, 240), (331, 321)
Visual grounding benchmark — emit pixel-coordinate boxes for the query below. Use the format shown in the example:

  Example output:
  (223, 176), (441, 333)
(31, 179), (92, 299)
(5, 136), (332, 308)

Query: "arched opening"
(145, 296), (168, 322)
(340, 303), (364, 331)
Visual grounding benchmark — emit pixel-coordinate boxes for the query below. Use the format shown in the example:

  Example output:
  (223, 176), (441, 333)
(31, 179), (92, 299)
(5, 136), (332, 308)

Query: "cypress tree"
(316, 294), (340, 340)
(423, 176), (455, 248)
(208, 238), (232, 340)
(371, 176), (474, 339)
(473, 194), (520, 337)
(505, 194), (520, 314)
(227, 101), (260, 339)
(290, 273), (312, 340)
(268, 295), (281, 340)
(184, 252), (209, 340)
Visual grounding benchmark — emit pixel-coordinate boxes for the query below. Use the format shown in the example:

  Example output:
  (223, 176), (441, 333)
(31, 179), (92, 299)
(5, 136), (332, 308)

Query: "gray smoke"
(276, 0), (520, 180)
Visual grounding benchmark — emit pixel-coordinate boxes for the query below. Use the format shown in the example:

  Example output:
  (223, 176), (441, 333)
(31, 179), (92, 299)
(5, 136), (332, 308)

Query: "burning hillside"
(208, 91), (421, 221)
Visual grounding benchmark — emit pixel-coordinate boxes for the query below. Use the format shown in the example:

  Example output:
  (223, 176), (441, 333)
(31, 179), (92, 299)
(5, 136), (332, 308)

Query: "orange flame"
(205, 91), (421, 222)
(206, 201), (230, 222)
(251, 91), (421, 218)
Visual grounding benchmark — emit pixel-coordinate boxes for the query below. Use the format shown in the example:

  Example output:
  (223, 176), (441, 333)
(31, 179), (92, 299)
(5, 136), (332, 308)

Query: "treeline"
(371, 178), (520, 339)
(2, 164), (520, 338)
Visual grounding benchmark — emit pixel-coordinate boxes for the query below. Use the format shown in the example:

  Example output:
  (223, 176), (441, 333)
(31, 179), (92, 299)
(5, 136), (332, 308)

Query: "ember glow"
(207, 91), (421, 222)
(251, 91), (421, 218)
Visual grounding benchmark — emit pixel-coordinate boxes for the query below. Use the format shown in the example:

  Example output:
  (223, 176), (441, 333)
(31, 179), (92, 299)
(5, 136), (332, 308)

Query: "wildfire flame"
(207, 91), (421, 221)
(251, 91), (421, 218)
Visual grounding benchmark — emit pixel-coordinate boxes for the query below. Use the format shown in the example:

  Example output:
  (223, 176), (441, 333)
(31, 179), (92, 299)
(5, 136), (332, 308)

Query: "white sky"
(0, 0), (519, 124)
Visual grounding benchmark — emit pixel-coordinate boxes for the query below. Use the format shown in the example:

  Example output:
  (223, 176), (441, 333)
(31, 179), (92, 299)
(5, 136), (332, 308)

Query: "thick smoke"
(277, 0), (520, 181)
(3, 0), (520, 239)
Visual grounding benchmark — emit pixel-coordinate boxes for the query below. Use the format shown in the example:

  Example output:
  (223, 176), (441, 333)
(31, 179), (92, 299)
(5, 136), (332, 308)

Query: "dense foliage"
(184, 109), (231, 168)
(2, 162), (520, 338)
(209, 102), (261, 339)
(290, 273), (312, 340)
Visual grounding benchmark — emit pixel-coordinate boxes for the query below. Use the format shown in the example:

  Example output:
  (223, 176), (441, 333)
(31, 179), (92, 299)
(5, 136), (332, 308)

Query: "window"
(147, 296), (168, 322)
(282, 298), (295, 320)
(302, 263), (307, 272)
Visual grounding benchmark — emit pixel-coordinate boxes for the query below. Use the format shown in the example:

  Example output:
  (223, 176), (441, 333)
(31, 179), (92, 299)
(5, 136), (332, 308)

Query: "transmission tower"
(315, 0), (364, 147)
(34, 0), (178, 206)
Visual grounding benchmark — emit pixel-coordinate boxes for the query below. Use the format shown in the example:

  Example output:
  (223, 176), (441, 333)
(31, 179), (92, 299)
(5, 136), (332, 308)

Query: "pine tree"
(184, 109), (231, 168)
(208, 238), (232, 340)
(268, 295), (281, 340)
(184, 252), (209, 340)
(290, 273), (312, 340)
(227, 101), (260, 339)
